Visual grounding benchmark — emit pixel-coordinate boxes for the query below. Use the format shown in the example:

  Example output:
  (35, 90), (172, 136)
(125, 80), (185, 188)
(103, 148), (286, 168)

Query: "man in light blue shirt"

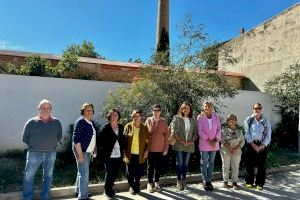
(244, 103), (271, 191)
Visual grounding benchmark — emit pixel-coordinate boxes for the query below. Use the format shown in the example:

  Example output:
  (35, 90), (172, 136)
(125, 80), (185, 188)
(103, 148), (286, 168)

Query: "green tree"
(152, 14), (237, 69)
(154, 27), (170, 66)
(265, 64), (300, 117)
(104, 79), (168, 123)
(57, 40), (104, 77)
(62, 40), (104, 59)
(104, 15), (237, 122)
(128, 58), (143, 64)
(265, 64), (300, 148)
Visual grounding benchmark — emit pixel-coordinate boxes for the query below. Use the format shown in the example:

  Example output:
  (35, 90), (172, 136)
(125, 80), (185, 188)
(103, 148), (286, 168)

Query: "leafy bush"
(265, 63), (300, 148)
(7, 56), (59, 77)
(266, 151), (280, 168)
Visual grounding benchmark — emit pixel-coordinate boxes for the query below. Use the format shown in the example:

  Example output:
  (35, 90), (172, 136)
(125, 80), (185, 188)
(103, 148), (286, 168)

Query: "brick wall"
(0, 50), (244, 87)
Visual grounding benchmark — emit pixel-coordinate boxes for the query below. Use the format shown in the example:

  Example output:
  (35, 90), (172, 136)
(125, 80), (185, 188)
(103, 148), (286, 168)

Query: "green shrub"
(266, 151), (280, 168)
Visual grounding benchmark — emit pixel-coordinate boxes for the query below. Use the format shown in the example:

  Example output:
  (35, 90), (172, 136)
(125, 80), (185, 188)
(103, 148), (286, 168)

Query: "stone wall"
(219, 3), (300, 91)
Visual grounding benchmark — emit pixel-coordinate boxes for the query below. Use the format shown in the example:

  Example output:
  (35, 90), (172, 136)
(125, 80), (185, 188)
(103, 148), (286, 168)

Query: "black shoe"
(75, 192), (92, 197)
(104, 191), (114, 199)
(207, 182), (214, 191)
(203, 182), (210, 191)
(135, 187), (141, 194)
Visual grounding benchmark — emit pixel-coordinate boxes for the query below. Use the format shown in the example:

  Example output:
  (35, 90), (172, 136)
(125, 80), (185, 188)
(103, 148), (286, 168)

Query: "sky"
(0, 0), (299, 63)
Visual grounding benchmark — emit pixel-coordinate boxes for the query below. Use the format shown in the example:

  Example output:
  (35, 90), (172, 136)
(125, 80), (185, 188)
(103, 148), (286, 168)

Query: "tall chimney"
(156, 0), (169, 47)
(155, 0), (170, 65)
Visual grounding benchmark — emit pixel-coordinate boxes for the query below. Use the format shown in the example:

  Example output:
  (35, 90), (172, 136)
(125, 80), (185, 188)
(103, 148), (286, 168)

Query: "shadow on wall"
(242, 78), (260, 91)
(0, 64), (7, 73)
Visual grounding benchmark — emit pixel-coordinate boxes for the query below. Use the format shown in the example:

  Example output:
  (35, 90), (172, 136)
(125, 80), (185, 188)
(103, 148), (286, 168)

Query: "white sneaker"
(147, 183), (154, 193)
(155, 182), (161, 191)
(177, 180), (183, 190)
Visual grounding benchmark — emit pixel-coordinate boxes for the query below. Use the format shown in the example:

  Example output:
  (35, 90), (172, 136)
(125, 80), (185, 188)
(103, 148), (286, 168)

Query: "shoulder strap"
(248, 116), (254, 130)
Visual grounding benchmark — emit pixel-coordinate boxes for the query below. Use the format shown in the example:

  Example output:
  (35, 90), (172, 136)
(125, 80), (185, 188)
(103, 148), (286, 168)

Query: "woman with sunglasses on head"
(220, 114), (245, 190)
(244, 103), (271, 191)
(145, 104), (169, 192)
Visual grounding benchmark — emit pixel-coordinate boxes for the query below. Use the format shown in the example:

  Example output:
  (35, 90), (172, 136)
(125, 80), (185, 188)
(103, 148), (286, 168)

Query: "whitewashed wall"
(217, 90), (280, 126)
(0, 74), (279, 151)
(0, 74), (125, 151)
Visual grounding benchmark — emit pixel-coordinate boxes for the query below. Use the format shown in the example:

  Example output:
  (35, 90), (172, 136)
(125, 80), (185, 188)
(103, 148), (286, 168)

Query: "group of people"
(22, 99), (271, 200)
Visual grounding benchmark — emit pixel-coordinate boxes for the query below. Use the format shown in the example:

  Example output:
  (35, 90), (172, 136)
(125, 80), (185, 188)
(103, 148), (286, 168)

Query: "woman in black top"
(99, 108), (125, 199)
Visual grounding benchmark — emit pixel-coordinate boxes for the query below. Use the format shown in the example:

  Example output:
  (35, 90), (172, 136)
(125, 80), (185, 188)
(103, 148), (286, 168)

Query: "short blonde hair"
(202, 101), (213, 109)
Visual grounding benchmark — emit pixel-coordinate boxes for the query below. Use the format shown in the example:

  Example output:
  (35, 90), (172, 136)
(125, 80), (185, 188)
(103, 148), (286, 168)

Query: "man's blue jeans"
(73, 149), (91, 200)
(200, 151), (217, 183)
(23, 151), (56, 200)
(175, 151), (191, 180)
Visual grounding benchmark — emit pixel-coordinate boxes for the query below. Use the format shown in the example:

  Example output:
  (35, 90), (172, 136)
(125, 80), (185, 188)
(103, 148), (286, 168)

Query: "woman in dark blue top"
(73, 102), (97, 200)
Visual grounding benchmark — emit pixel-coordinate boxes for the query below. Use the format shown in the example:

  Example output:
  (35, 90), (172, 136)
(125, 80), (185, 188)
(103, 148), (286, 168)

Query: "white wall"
(0, 74), (279, 151)
(0, 74), (125, 151)
(218, 90), (280, 126)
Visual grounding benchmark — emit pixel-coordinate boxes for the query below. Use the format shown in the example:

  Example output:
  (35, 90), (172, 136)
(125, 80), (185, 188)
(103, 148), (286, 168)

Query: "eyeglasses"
(153, 109), (161, 112)
(254, 107), (262, 110)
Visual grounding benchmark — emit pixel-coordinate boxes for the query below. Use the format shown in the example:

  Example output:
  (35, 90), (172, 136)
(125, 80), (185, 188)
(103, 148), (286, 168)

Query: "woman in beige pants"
(220, 114), (245, 190)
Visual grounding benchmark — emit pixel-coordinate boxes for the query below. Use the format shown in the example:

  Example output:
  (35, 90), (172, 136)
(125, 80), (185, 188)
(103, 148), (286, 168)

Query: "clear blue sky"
(0, 0), (298, 62)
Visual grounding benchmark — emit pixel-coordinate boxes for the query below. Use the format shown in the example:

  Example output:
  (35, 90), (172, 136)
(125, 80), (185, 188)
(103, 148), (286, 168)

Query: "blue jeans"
(73, 149), (91, 199)
(23, 151), (56, 200)
(175, 151), (191, 180)
(200, 151), (217, 183)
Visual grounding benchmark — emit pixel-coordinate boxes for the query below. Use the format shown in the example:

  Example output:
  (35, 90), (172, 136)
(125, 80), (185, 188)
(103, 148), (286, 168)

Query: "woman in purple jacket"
(198, 101), (221, 191)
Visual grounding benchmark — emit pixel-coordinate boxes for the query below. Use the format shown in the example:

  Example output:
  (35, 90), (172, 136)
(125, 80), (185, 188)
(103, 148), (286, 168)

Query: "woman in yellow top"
(123, 110), (150, 195)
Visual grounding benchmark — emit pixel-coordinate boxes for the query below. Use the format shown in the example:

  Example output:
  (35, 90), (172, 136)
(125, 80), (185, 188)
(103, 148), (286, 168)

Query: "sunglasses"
(153, 109), (161, 112)
(253, 107), (262, 110)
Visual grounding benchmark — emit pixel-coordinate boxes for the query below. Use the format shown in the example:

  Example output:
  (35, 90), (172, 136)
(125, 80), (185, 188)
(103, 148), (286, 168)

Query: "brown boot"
(182, 180), (186, 190)
(233, 182), (240, 190)
(223, 182), (229, 188)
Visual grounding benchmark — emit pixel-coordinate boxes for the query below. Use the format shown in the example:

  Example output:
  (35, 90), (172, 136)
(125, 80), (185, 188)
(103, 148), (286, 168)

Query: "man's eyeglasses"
(153, 109), (161, 112)
(254, 107), (262, 110)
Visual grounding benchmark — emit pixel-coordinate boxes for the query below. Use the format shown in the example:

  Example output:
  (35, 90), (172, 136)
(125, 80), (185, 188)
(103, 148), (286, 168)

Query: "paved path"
(58, 169), (300, 200)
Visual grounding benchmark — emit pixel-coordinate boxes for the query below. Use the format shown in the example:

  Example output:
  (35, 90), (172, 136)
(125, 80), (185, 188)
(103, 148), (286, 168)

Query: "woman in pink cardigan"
(198, 101), (221, 191)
